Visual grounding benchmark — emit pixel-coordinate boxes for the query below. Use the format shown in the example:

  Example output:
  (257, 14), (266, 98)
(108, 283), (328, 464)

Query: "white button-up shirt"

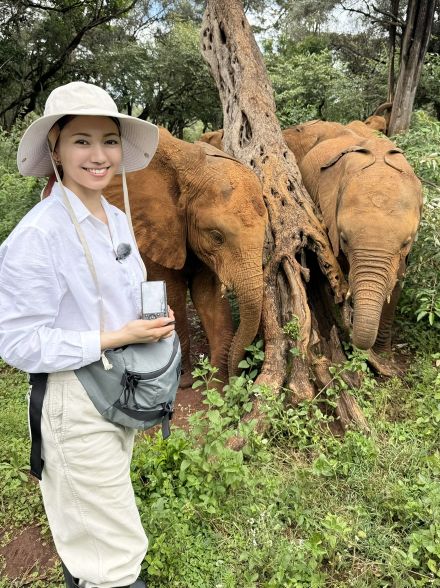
(0, 182), (145, 373)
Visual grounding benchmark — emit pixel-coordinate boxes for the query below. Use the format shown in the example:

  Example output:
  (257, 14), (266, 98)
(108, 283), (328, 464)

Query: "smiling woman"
(0, 81), (172, 588)
(48, 115), (123, 221)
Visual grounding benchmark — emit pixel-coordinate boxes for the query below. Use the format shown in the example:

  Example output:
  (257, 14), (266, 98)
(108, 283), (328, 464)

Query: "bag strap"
(47, 147), (148, 332)
(28, 373), (49, 480)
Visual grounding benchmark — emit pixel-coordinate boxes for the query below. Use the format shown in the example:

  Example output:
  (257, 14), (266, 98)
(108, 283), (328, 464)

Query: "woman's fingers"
(120, 313), (176, 345)
(138, 320), (175, 343)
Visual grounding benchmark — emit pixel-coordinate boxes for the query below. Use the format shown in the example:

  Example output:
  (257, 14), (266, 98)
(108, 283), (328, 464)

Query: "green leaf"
(192, 380), (204, 389)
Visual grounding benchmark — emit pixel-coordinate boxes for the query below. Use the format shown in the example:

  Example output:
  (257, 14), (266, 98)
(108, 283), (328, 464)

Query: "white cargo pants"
(39, 371), (148, 588)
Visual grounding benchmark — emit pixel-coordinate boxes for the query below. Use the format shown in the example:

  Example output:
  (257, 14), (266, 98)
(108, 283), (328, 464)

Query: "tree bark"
(387, 0), (400, 103)
(201, 0), (368, 445)
(388, 0), (436, 135)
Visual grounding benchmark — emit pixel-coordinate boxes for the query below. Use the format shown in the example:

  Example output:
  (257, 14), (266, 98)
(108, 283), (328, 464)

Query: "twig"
(418, 176), (440, 191)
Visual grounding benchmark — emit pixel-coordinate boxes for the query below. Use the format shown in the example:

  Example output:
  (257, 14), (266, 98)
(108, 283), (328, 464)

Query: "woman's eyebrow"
(71, 132), (120, 137)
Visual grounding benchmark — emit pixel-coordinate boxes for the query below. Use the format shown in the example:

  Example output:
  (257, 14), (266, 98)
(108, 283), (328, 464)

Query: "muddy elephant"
(346, 120), (384, 138)
(201, 121), (351, 166)
(200, 122), (421, 354)
(282, 120), (353, 164)
(348, 104), (392, 136)
(298, 133), (422, 352)
(104, 128), (267, 386)
(199, 129), (224, 151)
(364, 115), (387, 133)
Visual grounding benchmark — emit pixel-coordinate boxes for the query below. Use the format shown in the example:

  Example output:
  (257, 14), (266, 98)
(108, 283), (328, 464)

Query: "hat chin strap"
(46, 144), (148, 336)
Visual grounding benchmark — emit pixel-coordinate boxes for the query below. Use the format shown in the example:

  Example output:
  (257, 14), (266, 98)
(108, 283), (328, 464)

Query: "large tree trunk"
(201, 0), (368, 445)
(388, 0), (436, 135)
(387, 0), (400, 103)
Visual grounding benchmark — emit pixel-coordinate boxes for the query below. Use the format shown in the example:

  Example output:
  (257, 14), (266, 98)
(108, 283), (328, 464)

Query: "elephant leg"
(145, 258), (193, 388)
(189, 264), (234, 385)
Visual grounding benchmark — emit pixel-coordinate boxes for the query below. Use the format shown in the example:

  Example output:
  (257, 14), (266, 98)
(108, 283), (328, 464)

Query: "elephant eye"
(402, 237), (411, 247)
(209, 229), (225, 245)
(340, 233), (348, 245)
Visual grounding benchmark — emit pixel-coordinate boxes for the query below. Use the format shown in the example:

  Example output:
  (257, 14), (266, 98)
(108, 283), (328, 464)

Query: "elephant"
(198, 129), (224, 150)
(297, 133), (422, 353)
(364, 114), (387, 133)
(346, 120), (384, 138)
(347, 103), (392, 136)
(103, 127), (268, 387)
(200, 121), (422, 355)
(282, 120), (353, 164)
(200, 121), (352, 165)
(368, 102), (393, 134)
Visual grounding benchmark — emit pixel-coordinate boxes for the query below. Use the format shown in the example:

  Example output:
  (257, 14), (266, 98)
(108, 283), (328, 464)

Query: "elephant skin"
(364, 114), (387, 133)
(199, 121), (421, 354)
(201, 121), (354, 166)
(104, 128), (267, 386)
(297, 133), (422, 352)
(346, 119), (386, 138)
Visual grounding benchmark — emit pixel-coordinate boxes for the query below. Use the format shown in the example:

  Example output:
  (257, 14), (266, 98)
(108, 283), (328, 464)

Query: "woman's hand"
(100, 308), (175, 350)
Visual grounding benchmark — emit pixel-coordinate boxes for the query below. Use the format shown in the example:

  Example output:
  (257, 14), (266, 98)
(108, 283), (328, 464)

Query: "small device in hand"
(141, 281), (168, 320)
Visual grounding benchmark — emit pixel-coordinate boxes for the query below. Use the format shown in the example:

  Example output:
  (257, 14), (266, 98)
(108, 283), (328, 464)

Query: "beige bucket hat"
(17, 81), (159, 176)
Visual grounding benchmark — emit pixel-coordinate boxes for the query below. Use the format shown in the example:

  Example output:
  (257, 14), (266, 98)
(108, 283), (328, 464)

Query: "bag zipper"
(122, 334), (180, 381)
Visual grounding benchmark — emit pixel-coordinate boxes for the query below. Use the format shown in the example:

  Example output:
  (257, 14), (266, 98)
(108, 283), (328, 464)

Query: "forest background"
(1, 1), (440, 586)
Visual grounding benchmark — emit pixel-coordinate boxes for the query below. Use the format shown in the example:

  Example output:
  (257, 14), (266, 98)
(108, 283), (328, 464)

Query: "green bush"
(0, 127), (43, 243)
(265, 46), (385, 127)
(394, 112), (440, 329)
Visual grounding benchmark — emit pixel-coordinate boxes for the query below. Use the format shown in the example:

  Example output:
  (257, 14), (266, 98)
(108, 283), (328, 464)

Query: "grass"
(1, 327), (439, 587)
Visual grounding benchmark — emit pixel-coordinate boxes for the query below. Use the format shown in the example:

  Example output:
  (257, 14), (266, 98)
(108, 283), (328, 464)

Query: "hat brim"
(17, 111), (159, 177)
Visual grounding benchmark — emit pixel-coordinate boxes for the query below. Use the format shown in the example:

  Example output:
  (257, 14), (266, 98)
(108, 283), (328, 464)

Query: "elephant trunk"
(228, 258), (264, 376)
(350, 252), (395, 350)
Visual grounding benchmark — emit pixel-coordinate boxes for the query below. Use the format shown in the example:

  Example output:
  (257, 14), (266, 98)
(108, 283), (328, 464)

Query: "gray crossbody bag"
(58, 169), (181, 438)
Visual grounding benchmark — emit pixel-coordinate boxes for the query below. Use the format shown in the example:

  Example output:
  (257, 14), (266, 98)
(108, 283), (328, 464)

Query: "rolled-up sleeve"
(0, 226), (101, 373)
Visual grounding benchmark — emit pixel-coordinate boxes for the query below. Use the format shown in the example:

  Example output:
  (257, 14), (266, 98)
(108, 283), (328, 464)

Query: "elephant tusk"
(387, 294), (391, 304)
(346, 288), (352, 300)
(221, 283), (227, 298)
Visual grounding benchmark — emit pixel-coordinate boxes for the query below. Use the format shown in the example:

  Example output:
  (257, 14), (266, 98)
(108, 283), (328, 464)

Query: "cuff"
(80, 330), (102, 366)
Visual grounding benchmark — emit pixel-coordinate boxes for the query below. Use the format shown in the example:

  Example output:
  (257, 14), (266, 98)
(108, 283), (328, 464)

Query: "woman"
(0, 82), (175, 587)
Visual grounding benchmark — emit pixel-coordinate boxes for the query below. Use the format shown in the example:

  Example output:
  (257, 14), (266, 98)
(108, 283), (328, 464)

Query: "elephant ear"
(197, 130), (224, 150)
(195, 140), (242, 163)
(106, 159), (187, 271)
(383, 147), (410, 173)
(318, 145), (375, 256)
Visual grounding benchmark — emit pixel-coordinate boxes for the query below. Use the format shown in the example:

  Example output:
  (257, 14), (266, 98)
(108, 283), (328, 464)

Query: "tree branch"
(339, 1), (403, 29)
(0, 0), (139, 121)
(371, 3), (405, 27)
(331, 40), (387, 65)
(22, 0), (84, 13)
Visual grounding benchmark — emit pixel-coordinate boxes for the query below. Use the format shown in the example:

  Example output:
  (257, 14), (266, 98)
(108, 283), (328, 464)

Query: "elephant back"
(283, 120), (355, 164)
(299, 134), (365, 200)
(346, 120), (380, 138)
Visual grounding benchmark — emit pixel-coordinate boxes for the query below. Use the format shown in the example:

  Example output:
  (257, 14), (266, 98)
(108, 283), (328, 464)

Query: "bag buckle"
(120, 372), (141, 408)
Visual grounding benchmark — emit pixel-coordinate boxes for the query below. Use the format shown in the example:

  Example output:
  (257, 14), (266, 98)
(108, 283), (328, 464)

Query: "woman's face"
(54, 115), (122, 199)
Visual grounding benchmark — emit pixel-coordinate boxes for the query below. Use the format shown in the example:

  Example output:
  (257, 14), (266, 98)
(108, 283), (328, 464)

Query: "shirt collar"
(51, 181), (96, 224)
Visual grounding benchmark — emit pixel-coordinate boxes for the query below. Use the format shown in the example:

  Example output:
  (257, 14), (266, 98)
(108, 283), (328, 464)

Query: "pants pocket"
(45, 381), (69, 444)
